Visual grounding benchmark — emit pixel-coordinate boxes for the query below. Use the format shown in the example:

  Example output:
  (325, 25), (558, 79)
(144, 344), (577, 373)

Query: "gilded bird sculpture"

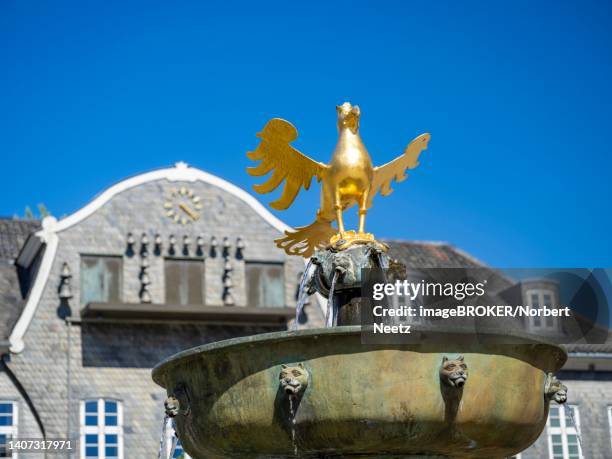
(247, 102), (430, 257)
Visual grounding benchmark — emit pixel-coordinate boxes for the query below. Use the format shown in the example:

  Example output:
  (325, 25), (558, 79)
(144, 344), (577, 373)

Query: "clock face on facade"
(164, 186), (203, 224)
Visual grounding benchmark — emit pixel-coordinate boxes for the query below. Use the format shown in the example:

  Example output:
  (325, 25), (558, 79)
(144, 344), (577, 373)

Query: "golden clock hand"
(179, 203), (199, 220)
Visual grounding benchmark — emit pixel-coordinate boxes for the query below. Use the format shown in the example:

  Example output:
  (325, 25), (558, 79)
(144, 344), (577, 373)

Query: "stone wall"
(521, 376), (612, 459)
(4, 175), (320, 457)
(0, 368), (42, 458)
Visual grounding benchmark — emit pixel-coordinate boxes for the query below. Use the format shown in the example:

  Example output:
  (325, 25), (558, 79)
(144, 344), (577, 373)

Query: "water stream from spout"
(375, 251), (389, 269)
(325, 270), (340, 328)
(292, 259), (314, 331)
(157, 414), (169, 459)
(288, 396), (298, 456)
(168, 429), (178, 459)
(568, 406), (584, 456)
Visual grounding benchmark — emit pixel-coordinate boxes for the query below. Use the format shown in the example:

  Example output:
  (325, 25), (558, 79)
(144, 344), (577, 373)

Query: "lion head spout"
(545, 373), (568, 404)
(279, 363), (309, 397)
(440, 356), (468, 389)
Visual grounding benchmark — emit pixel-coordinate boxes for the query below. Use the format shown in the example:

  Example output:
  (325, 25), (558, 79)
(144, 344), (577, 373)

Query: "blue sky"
(1, 0), (611, 267)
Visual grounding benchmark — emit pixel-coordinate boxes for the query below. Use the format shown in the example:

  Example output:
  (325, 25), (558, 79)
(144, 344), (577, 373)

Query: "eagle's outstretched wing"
(369, 133), (430, 205)
(275, 218), (337, 258)
(247, 119), (329, 210)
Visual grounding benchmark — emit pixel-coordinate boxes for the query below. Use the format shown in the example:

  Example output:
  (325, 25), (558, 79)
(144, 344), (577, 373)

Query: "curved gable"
(53, 162), (290, 235)
(9, 162), (296, 353)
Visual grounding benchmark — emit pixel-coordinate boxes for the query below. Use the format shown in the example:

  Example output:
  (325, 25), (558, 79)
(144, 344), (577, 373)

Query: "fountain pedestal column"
(312, 243), (389, 327)
(311, 243), (388, 326)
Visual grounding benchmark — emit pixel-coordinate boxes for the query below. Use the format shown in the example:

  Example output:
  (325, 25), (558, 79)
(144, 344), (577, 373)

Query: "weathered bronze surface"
(153, 326), (567, 458)
(311, 244), (387, 295)
(247, 102), (430, 257)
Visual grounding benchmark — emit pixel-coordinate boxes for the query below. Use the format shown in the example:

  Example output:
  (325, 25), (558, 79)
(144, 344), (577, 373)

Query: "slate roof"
(385, 240), (612, 356)
(0, 218), (39, 342)
(564, 342), (612, 354)
(563, 318), (612, 354)
(0, 260), (26, 341)
(0, 218), (40, 261)
(385, 240), (485, 269)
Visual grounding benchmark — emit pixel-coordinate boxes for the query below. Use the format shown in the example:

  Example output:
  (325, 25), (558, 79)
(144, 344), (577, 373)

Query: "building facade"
(0, 163), (314, 458)
(0, 163), (610, 458)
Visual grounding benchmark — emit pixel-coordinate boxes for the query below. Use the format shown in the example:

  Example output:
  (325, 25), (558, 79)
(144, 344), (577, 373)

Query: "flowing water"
(325, 271), (340, 328)
(168, 428), (178, 459)
(375, 251), (389, 268)
(292, 259), (314, 331)
(568, 406), (584, 456)
(288, 396), (298, 456)
(157, 414), (169, 459)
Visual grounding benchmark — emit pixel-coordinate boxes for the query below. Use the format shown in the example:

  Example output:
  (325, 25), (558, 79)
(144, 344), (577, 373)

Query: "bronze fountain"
(152, 103), (567, 458)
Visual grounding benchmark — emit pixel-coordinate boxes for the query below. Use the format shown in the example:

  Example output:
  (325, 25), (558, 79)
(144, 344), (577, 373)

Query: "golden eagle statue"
(247, 102), (430, 258)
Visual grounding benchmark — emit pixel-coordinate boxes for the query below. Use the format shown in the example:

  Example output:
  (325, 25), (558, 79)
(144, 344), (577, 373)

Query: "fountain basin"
(152, 326), (566, 458)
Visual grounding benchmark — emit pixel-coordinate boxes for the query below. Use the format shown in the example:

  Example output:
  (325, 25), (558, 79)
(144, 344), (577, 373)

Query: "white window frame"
(79, 399), (123, 459)
(0, 401), (18, 458)
(526, 288), (559, 332)
(164, 418), (191, 459)
(547, 404), (583, 459)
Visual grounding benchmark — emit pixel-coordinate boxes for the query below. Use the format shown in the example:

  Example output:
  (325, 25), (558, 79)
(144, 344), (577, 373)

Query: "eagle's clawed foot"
(328, 231), (386, 252)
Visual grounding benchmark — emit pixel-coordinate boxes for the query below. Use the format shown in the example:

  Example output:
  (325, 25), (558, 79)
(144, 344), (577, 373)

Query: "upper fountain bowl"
(152, 326), (566, 458)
